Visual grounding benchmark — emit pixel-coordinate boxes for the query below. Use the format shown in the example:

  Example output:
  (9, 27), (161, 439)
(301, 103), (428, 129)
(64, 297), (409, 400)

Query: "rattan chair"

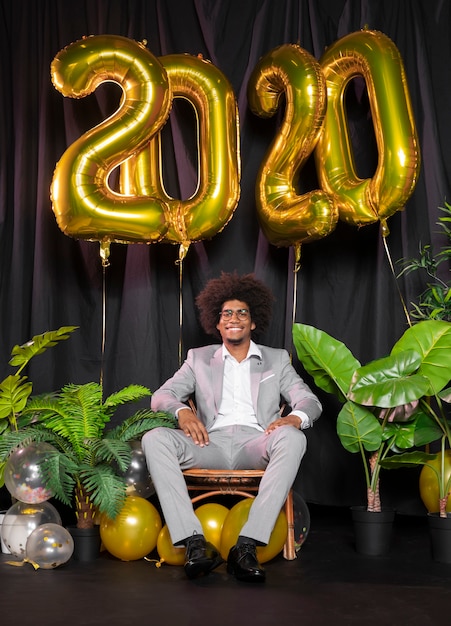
(182, 399), (297, 560)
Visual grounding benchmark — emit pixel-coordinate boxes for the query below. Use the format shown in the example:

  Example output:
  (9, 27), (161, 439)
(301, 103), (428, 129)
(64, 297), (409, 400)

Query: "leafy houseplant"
(398, 200), (451, 322)
(0, 326), (78, 484)
(378, 203), (451, 518)
(0, 382), (177, 528)
(292, 320), (451, 513)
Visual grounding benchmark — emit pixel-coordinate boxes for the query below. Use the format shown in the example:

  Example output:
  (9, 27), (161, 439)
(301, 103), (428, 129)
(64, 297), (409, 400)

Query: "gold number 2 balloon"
(50, 35), (172, 247)
(316, 29), (421, 230)
(121, 53), (240, 251)
(247, 44), (338, 248)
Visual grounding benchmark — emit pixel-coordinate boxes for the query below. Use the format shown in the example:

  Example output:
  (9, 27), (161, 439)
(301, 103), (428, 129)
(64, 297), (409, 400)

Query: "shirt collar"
(221, 340), (261, 361)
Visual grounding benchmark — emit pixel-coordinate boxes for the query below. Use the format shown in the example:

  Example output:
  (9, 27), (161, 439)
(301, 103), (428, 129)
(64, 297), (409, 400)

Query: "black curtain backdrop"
(1, 0), (450, 512)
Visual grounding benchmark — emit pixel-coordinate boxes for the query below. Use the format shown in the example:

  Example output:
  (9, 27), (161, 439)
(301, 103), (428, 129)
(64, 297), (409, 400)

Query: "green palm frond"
(103, 385), (151, 413)
(107, 409), (177, 441)
(22, 383), (106, 459)
(0, 426), (76, 462)
(39, 450), (78, 507)
(79, 466), (127, 519)
(88, 438), (132, 473)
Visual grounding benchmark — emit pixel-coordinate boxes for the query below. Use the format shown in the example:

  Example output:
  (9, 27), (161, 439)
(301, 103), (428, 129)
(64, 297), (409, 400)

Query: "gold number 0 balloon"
(247, 44), (338, 248)
(50, 35), (172, 246)
(316, 29), (421, 229)
(121, 54), (240, 249)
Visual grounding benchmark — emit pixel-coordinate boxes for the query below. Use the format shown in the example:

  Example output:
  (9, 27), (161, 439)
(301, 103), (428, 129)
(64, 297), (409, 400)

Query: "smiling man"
(142, 272), (322, 582)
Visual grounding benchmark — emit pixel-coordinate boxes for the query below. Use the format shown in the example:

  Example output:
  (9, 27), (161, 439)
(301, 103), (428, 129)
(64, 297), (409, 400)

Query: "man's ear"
(251, 321), (256, 331)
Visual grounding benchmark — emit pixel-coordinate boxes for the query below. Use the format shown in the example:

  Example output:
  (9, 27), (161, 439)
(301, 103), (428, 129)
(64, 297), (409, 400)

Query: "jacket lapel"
(211, 347), (224, 414)
(250, 352), (263, 413)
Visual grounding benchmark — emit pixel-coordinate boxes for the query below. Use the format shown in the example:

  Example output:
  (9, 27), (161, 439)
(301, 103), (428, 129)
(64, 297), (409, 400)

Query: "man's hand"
(178, 408), (210, 446)
(265, 414), (302, 434)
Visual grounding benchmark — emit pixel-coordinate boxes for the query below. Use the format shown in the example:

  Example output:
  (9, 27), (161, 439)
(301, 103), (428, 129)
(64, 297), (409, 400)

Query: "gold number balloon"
(247, 44), (338, 248)
(121, 53), (240, 248)
(50, 35), (172, 246)
(316, 29), (421, 228)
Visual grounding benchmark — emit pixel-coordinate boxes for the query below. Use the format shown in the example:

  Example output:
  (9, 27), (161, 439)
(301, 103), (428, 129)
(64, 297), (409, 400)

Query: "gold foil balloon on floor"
(419, 450), (451, 514)
(219, 497), (287, 563)
(100, 496), (162, 561)
(156, 524), (185, 566)
(195, 502), (229, 551)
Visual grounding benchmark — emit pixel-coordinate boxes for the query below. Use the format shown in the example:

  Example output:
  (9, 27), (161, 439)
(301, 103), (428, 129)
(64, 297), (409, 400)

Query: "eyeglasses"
(220, 308), (250, 321)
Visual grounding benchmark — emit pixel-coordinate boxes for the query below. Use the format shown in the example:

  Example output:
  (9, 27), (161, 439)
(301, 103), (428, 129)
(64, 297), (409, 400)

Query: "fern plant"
(0, 382), (177, 528)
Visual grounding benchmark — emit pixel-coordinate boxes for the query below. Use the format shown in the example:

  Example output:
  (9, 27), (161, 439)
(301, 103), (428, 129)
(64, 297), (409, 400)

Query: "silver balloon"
(123, 441), (155, 499)
(4, 442), (56, 503)
(26, 523), (74, 569)
(0, 500), (62, 557)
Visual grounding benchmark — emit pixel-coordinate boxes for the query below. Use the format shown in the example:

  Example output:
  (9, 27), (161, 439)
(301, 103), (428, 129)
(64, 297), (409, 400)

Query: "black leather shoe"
(184, 536), (223, 579)
(227, 543), (266, 583)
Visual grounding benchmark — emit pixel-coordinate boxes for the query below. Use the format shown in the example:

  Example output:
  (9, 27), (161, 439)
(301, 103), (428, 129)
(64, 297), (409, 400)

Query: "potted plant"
(379, 201), (451, 561)
(292, 319), (451, 555)
(0, 326), (78, 488)
(397, 200), (451, 323)
(0, 381), (176, 559)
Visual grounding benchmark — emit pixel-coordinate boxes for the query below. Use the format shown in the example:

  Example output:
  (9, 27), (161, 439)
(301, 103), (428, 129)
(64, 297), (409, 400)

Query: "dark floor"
(2, 504), (451, 626)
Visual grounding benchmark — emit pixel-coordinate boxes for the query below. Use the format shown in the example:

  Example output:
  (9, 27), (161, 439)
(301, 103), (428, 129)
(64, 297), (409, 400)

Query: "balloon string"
(380, 222), (412, 327)
(176, 243), (190, 367)
(100, 241), (110, 389)
(292, 244), (301, 326)
(5, 558), (39, 569)
(290, 244), (302, 362)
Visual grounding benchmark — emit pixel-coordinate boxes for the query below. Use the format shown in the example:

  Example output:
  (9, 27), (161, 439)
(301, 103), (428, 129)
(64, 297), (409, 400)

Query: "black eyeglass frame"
(219, 308), (250, 320)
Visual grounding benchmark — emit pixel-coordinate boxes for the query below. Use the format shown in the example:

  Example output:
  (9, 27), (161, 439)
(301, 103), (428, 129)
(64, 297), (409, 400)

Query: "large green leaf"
(8, 326), (78, 371)
(349, 350), (430, 408)
(336, 402), (382, 453)
(412, 410), (444, 447)
(379, 450), (437, 470)
(0, 374), (32, 419)
(391, 320), (451, 394)
(292, 324), (360, 401)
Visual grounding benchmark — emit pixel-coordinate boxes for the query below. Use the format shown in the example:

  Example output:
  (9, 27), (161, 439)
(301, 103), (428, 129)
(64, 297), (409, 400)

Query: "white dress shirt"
(208, 341), (310, 432)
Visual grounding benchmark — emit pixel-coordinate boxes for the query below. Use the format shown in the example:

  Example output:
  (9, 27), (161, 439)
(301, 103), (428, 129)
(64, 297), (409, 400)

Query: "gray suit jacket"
(151, 344), (322, 431)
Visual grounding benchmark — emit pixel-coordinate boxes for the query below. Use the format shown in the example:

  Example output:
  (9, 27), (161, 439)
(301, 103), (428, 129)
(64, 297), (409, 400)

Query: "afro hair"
(195, 272), (274, 339)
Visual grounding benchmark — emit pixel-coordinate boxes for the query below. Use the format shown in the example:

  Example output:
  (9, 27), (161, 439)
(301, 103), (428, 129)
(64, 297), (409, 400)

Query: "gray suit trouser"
(141, 424), (307, 546)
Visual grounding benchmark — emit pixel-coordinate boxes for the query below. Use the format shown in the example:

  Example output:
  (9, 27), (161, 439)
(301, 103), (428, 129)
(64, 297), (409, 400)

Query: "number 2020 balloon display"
(50, 30), (420, 252)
